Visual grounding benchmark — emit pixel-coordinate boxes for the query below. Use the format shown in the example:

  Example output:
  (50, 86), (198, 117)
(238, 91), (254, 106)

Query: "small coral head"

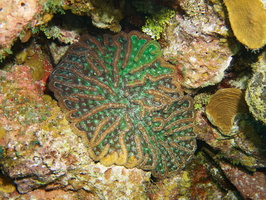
(49, 31), (196, 178)
(206, 88), (248, 135)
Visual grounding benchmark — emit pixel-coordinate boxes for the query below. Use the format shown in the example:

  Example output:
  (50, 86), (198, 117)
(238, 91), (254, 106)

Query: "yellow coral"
(206, 88), (248, 136)
(223, 0), (266, 49)
(0, 174), (16, 193)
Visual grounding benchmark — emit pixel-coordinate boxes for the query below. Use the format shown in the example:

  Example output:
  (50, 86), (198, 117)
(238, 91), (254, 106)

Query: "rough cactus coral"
(49, 31), (196, 178)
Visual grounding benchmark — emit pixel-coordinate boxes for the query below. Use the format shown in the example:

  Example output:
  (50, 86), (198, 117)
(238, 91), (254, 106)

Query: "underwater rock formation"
(0, 63), (150, 198)
(0, 0), (43, 59)
(245, 53), (266, 124)
(196, 86), (266, 171)
(0, 0), (126, 60)
(49, 31), (197, 178)
(220, 162), (266, 199)
(0, 0), (41, 46)
(163, 0), (236, 89)
(63, 0), (125, 32)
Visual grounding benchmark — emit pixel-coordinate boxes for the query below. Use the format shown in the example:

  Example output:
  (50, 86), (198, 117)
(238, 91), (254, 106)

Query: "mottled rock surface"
(0, 62), (150, 199)
(163, 0), (237, 89)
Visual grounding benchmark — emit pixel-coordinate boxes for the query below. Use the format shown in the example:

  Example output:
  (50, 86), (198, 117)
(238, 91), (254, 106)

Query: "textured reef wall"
(0, 0), (266, 199)
(0, 0), (125, 60)
(0, 56), (150, 199)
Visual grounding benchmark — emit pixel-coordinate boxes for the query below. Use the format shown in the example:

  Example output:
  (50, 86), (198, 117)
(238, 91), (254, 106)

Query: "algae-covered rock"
(63, 0), (124, 32)
(245, 53), (266, 124)
(163, 0), (236, 89)
(133, 1), (175, 40)
(0, 64), (150, 199)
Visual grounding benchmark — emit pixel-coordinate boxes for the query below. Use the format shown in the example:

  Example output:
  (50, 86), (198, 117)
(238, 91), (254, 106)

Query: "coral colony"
(49, 31), (196, 178)
(223, 0), (266, 49)
(206, 88), (248, 136)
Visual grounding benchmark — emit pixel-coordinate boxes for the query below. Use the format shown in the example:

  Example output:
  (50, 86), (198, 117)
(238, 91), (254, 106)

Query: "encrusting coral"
(205, 88), (248, 136)
(49, 31), (197, 178)
(223, 0), (266, 49)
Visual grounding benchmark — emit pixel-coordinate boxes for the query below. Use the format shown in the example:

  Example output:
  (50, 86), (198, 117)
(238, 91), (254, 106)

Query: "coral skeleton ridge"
(49, 31), (196, 178)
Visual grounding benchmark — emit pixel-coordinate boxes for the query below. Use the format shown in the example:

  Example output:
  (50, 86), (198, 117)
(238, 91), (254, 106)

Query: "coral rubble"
(49, 31), (197, 178)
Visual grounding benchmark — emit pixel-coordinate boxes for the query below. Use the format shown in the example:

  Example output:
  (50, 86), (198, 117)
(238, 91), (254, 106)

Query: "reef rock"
(195, 96), (266, 171)
(0, 0), (125, 60)
(0, 63), (150, 199)
(0, 0), (42, 47)
(245, 53), (266, 124)
(63, 0), (125, 32)
(163, 0), (237, 89)
(220, 162), (266, 200)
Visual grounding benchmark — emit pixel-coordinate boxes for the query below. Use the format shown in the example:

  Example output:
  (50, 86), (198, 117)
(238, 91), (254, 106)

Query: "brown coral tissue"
(206, 88), (248, 136)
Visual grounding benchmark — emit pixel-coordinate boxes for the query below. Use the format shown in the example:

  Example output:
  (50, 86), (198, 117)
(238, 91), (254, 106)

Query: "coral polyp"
(49, 31), (196, 178)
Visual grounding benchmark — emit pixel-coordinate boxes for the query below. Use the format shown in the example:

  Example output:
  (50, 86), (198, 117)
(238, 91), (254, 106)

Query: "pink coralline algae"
(220, 162), (266, 200)
(0, 63), (150, 199)
(0, 0), (42, 47)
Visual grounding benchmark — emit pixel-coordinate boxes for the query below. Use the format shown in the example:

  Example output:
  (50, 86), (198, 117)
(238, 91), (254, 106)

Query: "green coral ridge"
(49, 31), (196, 178)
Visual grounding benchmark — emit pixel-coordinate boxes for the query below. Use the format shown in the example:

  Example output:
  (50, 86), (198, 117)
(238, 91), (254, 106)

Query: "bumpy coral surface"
(49, 31), (196, 178)
(223, 0), (266, 49)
